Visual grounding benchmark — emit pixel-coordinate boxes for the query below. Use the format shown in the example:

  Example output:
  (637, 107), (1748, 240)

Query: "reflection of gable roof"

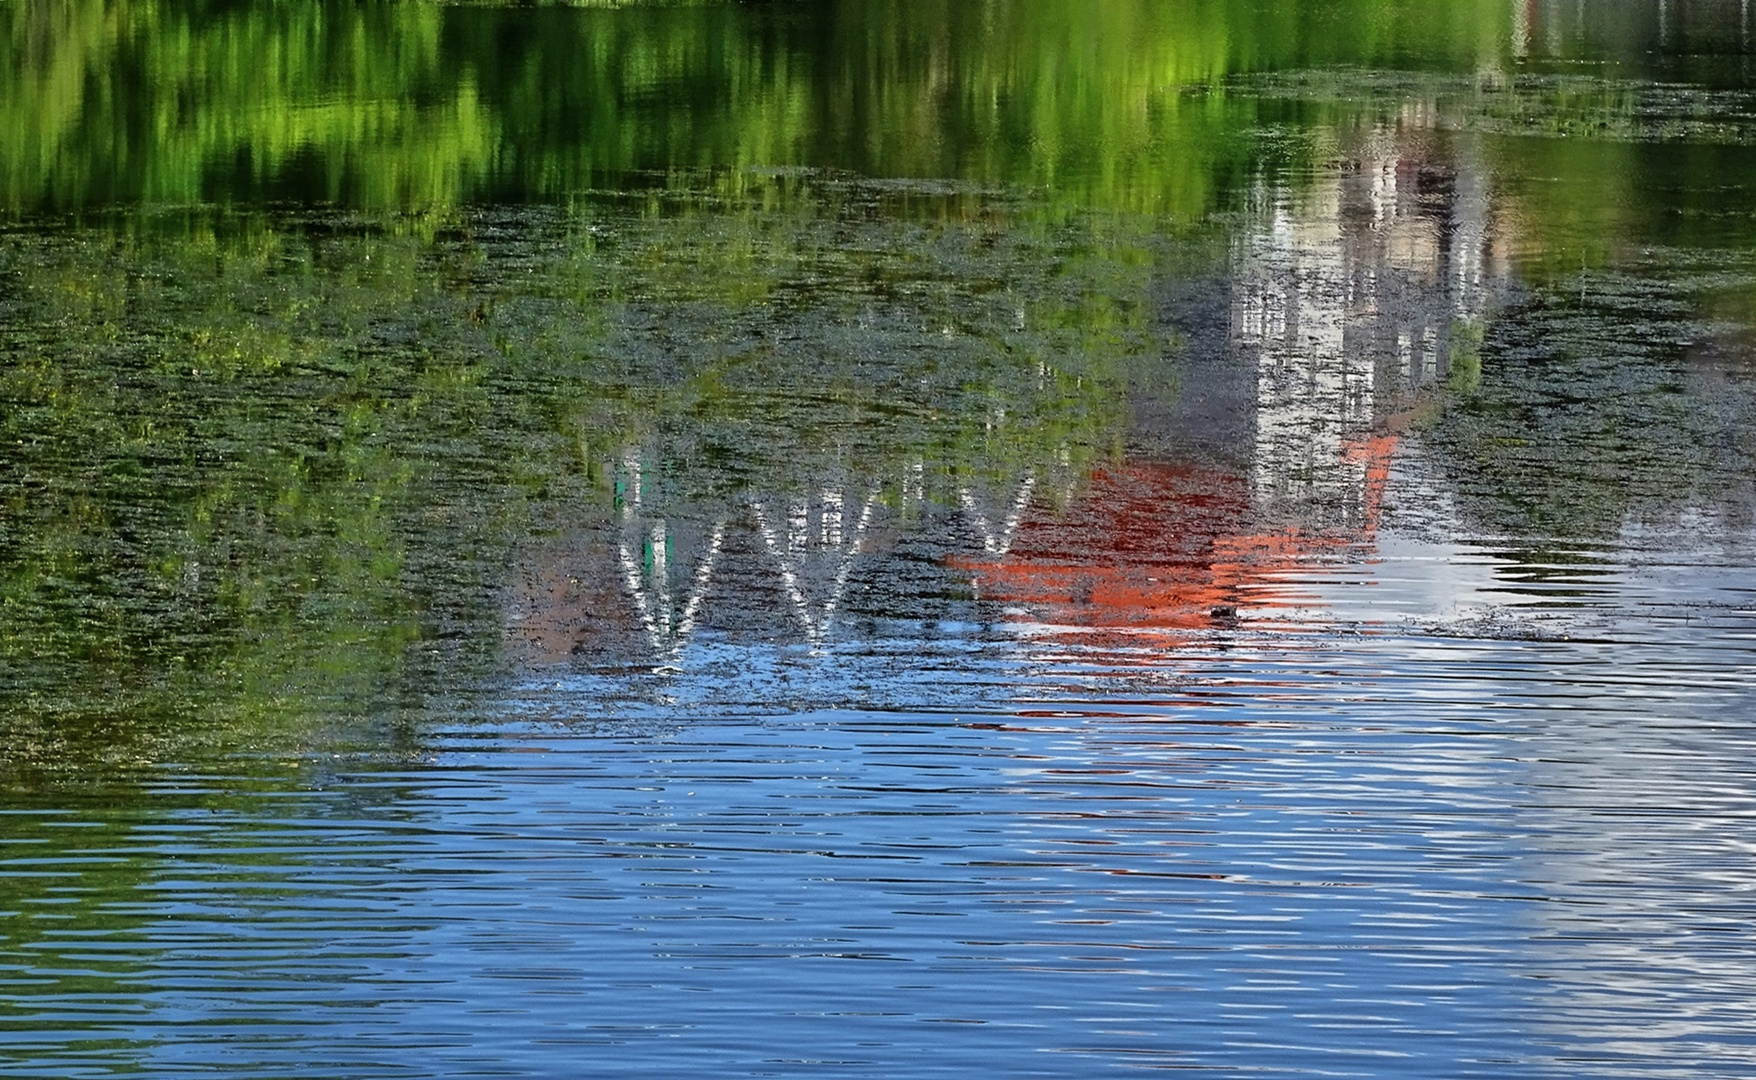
(956, 440), (1394, 637)
(507, 433), (1396, 666)
(507, 490), (889, 665)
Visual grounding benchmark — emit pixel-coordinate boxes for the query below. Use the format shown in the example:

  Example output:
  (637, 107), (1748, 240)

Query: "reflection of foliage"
(0, 218), (552, 767)
(0, 183), (1171, 770)
(1234, 69), (1756, 281)
(0, 0), (1504, 215)
(1489, 137), (1640, 281)
(491, 183), (1167, 504)
(0, 800), (156, 1068)
(1445, 318), (1484, 393)
(1502, 137), (1756, 278)
(1, 1), (491, 210)
(1422, 267), (1756, 538)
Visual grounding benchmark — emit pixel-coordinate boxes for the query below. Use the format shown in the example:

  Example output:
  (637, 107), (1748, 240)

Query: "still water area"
(6, 0), (1756, 1076)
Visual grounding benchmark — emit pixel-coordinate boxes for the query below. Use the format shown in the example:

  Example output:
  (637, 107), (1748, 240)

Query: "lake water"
(6, 1), (1756, 1076)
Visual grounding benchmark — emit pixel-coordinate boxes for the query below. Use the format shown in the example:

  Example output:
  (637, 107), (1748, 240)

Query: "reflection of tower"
(1231, 127), (1501, 533)
(1234, 176), (1370, 530)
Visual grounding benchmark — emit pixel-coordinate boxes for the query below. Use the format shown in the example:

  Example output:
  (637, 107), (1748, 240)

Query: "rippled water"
(8, 0), (1756, 1076)
(12, 594), (1756, 1077)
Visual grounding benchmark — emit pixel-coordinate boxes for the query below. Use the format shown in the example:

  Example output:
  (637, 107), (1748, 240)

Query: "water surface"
(5, 1), (1756, 1076)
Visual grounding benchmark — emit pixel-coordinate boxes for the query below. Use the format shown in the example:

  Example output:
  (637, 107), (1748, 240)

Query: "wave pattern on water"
(6, 584), (1756, 1077)
(7, 3), (1756, 1074)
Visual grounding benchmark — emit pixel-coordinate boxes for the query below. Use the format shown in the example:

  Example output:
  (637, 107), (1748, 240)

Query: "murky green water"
(5, 1), (1756, 1076)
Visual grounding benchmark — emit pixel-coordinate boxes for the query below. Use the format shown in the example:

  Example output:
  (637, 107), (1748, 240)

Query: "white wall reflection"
(1234, 124), (1500, 533)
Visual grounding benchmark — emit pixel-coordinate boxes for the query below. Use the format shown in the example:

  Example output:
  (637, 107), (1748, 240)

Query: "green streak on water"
(1, 0), (1509, 214)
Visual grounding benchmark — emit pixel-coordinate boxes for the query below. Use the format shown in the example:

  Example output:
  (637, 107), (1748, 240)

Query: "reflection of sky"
(31, 424), (1756, 1077)
(61, 686), (1546, 1077)
(14, 596), (1752, 1077)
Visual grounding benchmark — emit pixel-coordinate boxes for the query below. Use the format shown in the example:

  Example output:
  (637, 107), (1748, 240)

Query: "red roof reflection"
(954, 433), (1395, 641)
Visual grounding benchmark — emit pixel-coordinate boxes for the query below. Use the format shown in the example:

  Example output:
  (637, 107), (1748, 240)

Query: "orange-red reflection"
(954, 434), (1395, 646)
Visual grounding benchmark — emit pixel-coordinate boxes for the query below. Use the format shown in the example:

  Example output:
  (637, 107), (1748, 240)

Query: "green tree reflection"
(1, 0), (1505, 215)
(1, 184), (1179, 773)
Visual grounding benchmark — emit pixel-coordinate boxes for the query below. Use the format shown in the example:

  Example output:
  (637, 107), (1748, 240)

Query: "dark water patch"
(1235, 69), (1756, 143)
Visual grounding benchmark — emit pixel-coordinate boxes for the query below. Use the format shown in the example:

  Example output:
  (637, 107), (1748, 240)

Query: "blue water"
(10, 540), (1756, 1078)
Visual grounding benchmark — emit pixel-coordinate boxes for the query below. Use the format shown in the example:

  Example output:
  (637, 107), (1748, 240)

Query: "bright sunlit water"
(5, 0), (1756, 1076)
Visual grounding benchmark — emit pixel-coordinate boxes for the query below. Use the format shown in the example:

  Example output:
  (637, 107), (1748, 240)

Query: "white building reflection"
(1234, 121), (1499, 533)
(1512, 0), (1754, 58)
(510, 124), (1511, 668)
